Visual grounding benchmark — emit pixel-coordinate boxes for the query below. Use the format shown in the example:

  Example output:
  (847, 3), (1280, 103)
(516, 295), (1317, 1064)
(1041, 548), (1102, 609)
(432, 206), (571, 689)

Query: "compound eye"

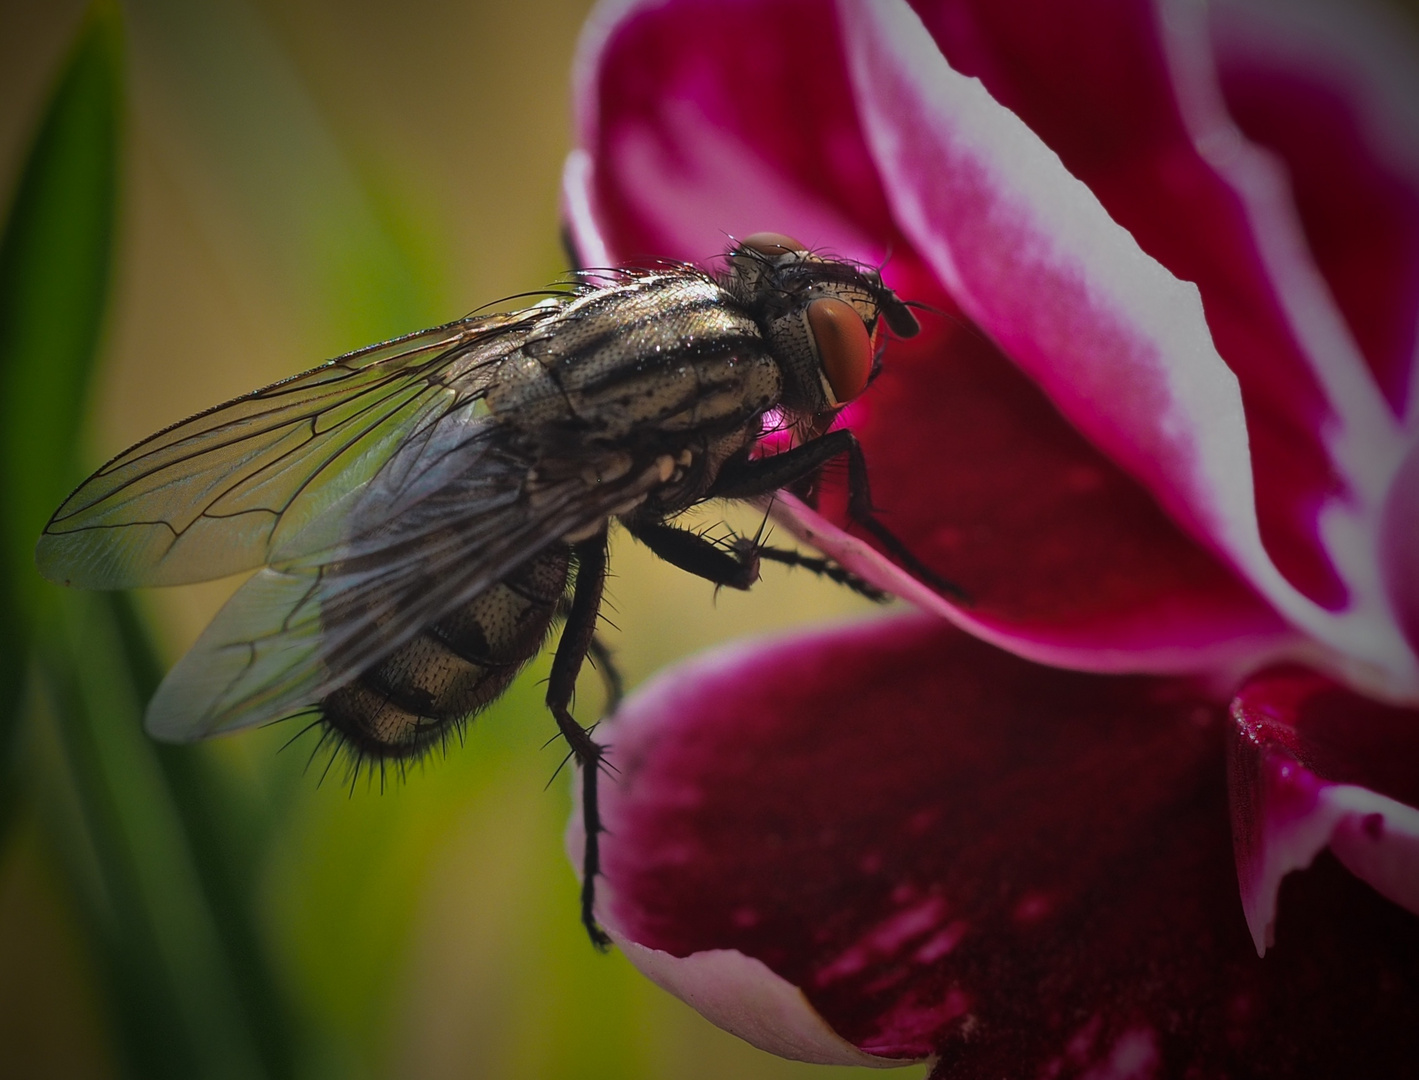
(807, 297), (873, 404)
(739, 232), (807, 259)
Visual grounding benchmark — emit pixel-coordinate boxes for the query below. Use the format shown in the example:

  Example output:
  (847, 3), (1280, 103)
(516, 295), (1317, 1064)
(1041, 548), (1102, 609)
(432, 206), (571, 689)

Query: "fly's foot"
(752, 543), (890, 602)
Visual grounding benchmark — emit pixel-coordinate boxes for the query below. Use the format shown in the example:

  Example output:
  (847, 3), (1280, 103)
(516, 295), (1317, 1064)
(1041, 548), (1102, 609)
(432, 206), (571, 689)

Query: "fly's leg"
(749, 542), (889, 602)
(707, 430), (857, 500)
(555, 595), (624, 715)
(586, 634), (624, 715)
(624, 520), (760, 590)
(709, 430), (969, 602)
(549, 531), (614, 949)
(839, 436), (971, 602)
(630, 518), (885, 600)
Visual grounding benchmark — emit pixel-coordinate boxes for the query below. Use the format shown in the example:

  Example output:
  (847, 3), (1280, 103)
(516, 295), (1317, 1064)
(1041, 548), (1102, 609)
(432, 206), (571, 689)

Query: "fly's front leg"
(708, 429), (857, 501)
(710, 430), (969, 602)
(839, 435), (970, 602)
(550, 531), (614, 949)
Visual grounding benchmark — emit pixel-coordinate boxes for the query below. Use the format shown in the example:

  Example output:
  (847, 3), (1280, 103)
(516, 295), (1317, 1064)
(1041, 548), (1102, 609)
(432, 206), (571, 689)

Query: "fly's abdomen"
(321, 548), (571, 760)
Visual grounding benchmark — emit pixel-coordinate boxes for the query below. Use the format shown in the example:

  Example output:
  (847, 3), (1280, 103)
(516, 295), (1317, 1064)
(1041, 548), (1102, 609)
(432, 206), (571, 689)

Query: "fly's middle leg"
(709, 429), (969, 602)
(750, 543), (889, 601)
(623, 520), (760, 590)
(549, 530), (614, 949)
(628, 517), (886, 600)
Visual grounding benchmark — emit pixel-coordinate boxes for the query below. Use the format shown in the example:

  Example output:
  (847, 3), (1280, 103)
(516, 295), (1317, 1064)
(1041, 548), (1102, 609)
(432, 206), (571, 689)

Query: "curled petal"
(613, 941), (900, 1067)
(591, 616), (1419, 1071)
(1229, 665), (1419, 955)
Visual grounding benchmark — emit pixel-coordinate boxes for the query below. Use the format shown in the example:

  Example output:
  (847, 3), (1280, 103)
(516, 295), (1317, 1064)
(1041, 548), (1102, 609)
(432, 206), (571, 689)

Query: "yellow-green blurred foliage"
(0, 3), (908, 1078)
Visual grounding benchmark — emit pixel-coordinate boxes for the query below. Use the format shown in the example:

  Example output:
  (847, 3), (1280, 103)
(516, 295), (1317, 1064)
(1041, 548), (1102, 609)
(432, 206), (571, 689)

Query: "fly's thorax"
(720, 234), (919, 416)
(321, 547), (570, 759)
(489, 269), (780, 442)
(631, 350), (781, 438)
(524, 272), (725, 366)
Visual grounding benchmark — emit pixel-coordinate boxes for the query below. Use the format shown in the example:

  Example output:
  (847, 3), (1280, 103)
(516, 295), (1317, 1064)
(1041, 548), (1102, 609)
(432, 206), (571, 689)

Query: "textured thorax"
(487, 273), (781, 445)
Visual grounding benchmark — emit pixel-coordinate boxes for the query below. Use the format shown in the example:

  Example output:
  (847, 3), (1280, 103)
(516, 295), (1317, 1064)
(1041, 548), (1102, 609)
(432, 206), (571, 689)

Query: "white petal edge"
(562, 147), (613, 270)
(616, 941), (914, 1068)
(1240, 780), (1419, 956)
(836, 0), (1417, 698)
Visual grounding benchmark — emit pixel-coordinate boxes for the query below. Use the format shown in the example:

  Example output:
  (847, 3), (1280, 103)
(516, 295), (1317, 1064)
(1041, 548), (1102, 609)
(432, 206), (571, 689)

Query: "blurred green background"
(0, 2), (896, 1078)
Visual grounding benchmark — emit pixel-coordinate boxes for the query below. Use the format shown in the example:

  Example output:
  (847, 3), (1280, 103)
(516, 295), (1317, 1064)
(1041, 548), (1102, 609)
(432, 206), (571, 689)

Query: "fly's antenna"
(901, 298), (943, 317)
(898, 297), (994, 348)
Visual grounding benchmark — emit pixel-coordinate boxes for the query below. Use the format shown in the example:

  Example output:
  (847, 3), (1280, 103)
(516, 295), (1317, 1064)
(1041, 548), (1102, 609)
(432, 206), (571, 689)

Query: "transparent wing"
(144, 436), (666, 741)
(36, 309), (547, 588)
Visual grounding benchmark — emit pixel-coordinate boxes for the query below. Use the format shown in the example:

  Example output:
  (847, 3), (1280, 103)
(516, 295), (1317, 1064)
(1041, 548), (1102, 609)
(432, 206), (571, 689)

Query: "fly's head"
(720, 233), (920, 417)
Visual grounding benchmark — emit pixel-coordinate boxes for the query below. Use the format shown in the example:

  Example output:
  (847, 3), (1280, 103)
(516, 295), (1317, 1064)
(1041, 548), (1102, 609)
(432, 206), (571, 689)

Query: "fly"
(35, 233), (951, 946)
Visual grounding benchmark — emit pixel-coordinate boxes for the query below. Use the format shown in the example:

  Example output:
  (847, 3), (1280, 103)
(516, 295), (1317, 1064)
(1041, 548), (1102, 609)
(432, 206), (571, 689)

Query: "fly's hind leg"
(709, 430), (970, 602)
(549, 531), (614, 949)
(586, 634), (624, 715)
(556, 594), (624, 715)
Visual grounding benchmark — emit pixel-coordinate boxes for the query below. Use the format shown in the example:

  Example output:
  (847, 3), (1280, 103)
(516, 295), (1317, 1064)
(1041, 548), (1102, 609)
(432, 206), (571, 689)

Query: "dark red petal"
(1230, 665), (1419, 953)
(596, 617), (1419, 1071)
(1211, 0), (1419, 420)
(905, 0), (1402, 616)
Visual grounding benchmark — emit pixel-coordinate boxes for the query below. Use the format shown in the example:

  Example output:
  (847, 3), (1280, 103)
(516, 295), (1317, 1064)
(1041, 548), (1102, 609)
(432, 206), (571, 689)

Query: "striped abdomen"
(321, 548), (571, 759)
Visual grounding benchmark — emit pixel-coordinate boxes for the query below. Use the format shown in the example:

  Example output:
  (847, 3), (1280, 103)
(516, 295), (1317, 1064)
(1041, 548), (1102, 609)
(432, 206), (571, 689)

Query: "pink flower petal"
(568, 0), (896, 268)
(852, 0), (1412, 686)
(1211, 0), (1419, 424)
(566, 0), (1295, 672)
(1230, 665), (1419, 956)
(592, 616), (1419, 1070)
(773, 305), (1294, 674)
(1382, 438), (1419, 657)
